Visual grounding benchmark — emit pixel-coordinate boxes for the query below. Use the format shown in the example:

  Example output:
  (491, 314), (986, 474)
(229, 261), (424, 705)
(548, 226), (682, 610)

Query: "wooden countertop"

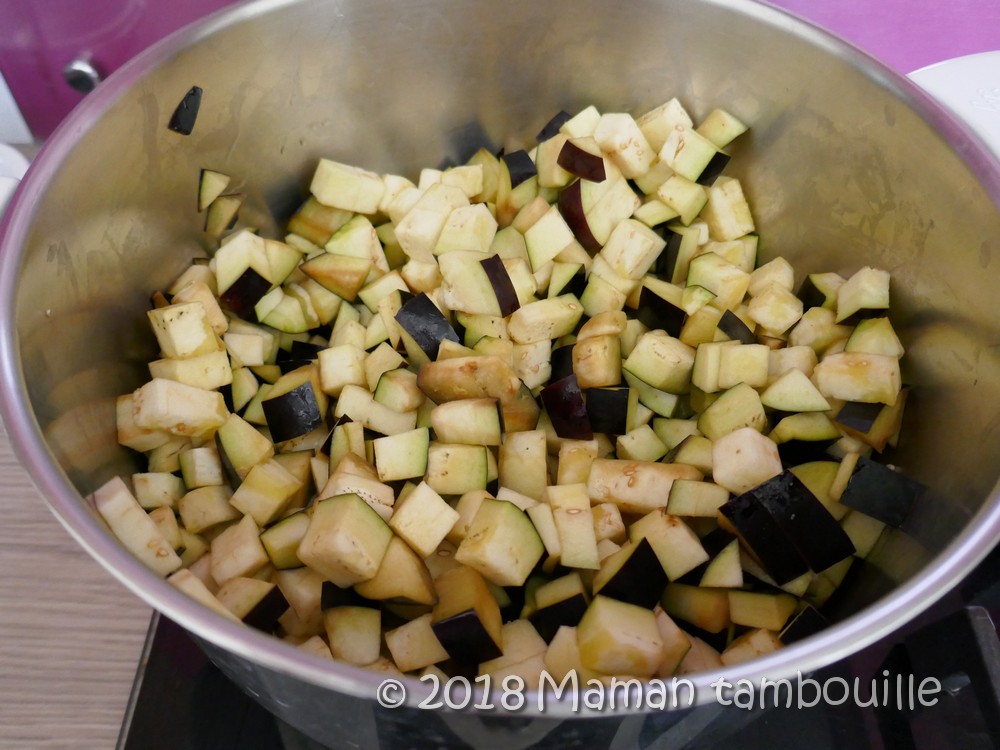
(0, 420), (152, 749)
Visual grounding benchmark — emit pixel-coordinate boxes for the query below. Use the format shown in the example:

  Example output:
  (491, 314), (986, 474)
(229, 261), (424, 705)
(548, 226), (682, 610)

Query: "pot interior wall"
(8, 0), (1000, 695)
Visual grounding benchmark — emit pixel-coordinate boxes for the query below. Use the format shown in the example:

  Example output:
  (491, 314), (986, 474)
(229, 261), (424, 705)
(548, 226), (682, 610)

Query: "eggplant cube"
(839, 455), (922, 528)
(628, 510), (709, 581)
(324, 606), (382, 666)
(215, 577), (289, 632)
(147, 302), (220, 360)
(372, 427), (430, 482)
(297, 493), (392, 587)
(529, 573), (590, 643)
(711, 426), (783, 495)
(132, 378), (228, 439)
(310, 158), (385, 215)
(91, 476), (182, 577)
(229, 458), (303, 527)
(540, 375), (593, 441)
(545, 483), (600, 571)
(210, 514), (269, 586)
(389, 480), (460, 558)
(354, 535), (437, 606)
(719, 492), (810, 585)
(577, 595), (664, 677)
(385, 613), (451, 673)
(431, 566), (503, 664)
(622, 331), (696, 394)
(455, 498), (544, 586)
(262, 370), (326, 444)
(591, 537), (668, 608)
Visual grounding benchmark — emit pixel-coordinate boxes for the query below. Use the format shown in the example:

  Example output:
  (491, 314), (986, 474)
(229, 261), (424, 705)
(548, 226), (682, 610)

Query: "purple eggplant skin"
(261, 381), (325, 443)
(243, 585), (291, 632)
(653, 228), (684, 280)
(219, 267), (272, 321)
(431, 609), (503, 665)
(839, 455), (922, 528)
(835, 400), (884, 434)
(717, 309), (756, 344)
(779, 605), (828, 644)
(550, 345), (575, 383)
(584, 386), (630, 435)
(529, 593), (589, 643)
(750, 470), (856, 572)
(394, 292), (460, 360)
(502, 150), (537, 189)
(776, 438), (838, 469)
(215, 432), (244, 490)
(635, 285), (686, 338)
(556, 140), (607, 182)
(557, 180), (602, 253)
(536, 110), (572, 142)
(167, 85), (203, 135)
(540, 374), (593, 440)
(720, 492), (811, 585)
(795, 275), (830, 310)
(695, 151), (731, 186)
(594, 537), (668, 609)
(480, 254), (521, 317)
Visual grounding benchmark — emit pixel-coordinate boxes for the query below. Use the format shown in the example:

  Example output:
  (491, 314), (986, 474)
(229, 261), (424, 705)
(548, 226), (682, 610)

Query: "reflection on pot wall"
(0, 0), (238, 139)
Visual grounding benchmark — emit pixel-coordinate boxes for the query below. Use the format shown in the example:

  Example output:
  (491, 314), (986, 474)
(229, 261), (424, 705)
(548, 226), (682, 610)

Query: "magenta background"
(0, 0), (998, 139)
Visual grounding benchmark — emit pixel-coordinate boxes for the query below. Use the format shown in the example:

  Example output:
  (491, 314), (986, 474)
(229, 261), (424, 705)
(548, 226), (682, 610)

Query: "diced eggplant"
(717, 309), (756, 344)
(584, 385), (631, 435)
(557, 180), (601, 253)
(695, 150), (731, 186)
(550, 344), (575, 382)
(431, 566), (503, 665)
(479, 254), (521, 317)
(167, 85), (203, 135)
(537, 110), (573, 141)
(198, 169), (231, 212)
(719, 492), (810, 585)
(529, 572), (589, 643)
(835, 400), (883, 434)
(262, 379), (324, 444)
(395, 292), (460, 361)
(216, 577), (290, 632)
(779, 604), (829, 644)
(502, 150), (537, 189)
(591, 537), (667, 609)
(557, 138), (607, 182)
(635, 283), (687, 337)
(540, 374), (593, 440)
(839, 455), (922, 527)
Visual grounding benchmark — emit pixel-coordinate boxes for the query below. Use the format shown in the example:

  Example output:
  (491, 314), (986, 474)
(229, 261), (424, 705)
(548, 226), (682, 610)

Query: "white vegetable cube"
(748, 257), (795, 297)
(117, 393), (171, 453)
(523, 204), (575, 272)
(388, 481), (459, 557)
(720, 628), (783, 666)
(655, 175), (708, 226)
(224, 332), (268, 367)
(545, 483), (600, 570)
(384, 613), (451, 673)
(434, 203), (498, 255)
(686, 252), (750, 311)
(179, 445), (224, 488)
(454, 497), (545, 586)
(760, 368), (831, 412)
(636, 98), (694, 152)
(147, 302), (219, 359)
(91, 476), (182, 577)
(318, 344), (367, 396)
(168, 569), (240, 622)
(700, 176), (755, 241)
(132, 472), (186, 510)
(440, 164), (485, 198)
(297, 493), (393, 587)
(394, 183), (469, 263)
(592, 502), (626, 544)
(599, 219), (667, 280)
(131, 378), (228, 438)
(577, 595), (664, 677)
(149, 350), (233, 391)
(310, 158), (385, 214)
(768, 345), (818, 382)
(622, 331), (696, 394)
(658, 125), (720, 182)
(373, 427), (430, 482)
(172, 280), (228, 335)
(209, 514), (269, 586)
(813, 351), (901, 405)
(593, 113), (656, 178)
(711, 426), (783, 494)
(230, 458), (303, 527)
(748, 284), (804, 333)
(324, 606), (382, 666)
(628, 510), (708, 580)
(836, 266), (890, 322)
(717, 343), (770, 390)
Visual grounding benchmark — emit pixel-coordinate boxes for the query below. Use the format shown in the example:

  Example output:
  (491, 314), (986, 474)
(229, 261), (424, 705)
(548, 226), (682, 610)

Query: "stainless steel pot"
(3, 0), (1000, 745)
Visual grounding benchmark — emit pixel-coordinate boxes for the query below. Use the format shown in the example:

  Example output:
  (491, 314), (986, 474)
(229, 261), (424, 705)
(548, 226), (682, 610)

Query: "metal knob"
(63, 57), (102, 94)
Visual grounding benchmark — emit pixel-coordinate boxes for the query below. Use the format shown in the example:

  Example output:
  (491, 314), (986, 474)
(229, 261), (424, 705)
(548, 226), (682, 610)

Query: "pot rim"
(3, 0), (1000, 717)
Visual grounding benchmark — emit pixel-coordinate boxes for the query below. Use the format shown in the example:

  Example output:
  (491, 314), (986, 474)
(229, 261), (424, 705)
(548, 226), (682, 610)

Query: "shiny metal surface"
(62, 57), (104, 94)
(2, 0), (1000, 741)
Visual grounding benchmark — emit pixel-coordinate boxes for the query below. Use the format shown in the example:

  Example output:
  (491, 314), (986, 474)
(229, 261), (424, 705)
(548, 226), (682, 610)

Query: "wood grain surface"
(0, 420), (152, 749)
